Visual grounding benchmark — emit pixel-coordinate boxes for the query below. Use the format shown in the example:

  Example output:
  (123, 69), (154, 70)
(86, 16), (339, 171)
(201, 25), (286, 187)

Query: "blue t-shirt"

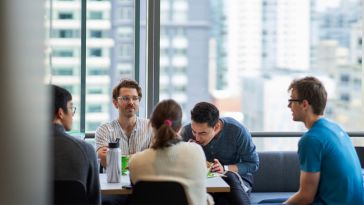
(298, 118), (364, 205)
(181, 117), (259, 179)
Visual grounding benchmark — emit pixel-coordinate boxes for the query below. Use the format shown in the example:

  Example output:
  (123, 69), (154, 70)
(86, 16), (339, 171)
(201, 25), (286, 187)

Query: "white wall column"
(0, 0), (48, 204)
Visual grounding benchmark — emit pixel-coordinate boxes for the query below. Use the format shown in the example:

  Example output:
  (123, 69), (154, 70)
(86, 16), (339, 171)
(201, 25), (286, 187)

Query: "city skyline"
(45, 0), (363, 135)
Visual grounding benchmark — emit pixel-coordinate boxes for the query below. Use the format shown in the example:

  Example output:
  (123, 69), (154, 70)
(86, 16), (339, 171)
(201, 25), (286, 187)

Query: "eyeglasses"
(117, 96), (140, 102)
(68, 106), (76, 115)
(288, 99), (303, 104)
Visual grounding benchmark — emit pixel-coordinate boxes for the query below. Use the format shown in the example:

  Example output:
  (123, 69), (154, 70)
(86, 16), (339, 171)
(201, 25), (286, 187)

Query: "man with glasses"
(51, 84), (100, 204)
(284, 76), (364, 205)
(181, 102), (259, 205)
(95, 79), (153, 168)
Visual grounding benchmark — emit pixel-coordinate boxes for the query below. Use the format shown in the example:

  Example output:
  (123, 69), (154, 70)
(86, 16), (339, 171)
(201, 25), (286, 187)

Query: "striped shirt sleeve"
(95, 123), (112, 151)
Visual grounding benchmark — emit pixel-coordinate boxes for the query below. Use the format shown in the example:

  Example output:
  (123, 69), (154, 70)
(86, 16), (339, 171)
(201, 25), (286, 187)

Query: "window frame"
(75, 0), (364, 141)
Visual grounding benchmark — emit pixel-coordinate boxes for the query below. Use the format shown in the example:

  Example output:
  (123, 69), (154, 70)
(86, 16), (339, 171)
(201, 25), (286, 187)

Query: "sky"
(316, 0), (359, 11)
(316, 0), (340, 11)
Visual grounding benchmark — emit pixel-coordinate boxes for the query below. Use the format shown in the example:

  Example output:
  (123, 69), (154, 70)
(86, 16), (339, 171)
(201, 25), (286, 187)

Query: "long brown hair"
(150, 99), (182, 149)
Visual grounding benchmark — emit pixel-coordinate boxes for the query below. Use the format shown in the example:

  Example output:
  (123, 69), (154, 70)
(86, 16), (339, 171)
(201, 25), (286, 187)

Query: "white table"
(100, 173), (230, 195)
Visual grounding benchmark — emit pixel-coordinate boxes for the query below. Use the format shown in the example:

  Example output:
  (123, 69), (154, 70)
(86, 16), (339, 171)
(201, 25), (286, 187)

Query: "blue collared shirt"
(181, 117), (259, 178)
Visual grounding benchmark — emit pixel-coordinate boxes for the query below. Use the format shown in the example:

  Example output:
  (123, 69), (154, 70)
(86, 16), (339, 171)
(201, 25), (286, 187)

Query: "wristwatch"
(224, 165), (229, 171)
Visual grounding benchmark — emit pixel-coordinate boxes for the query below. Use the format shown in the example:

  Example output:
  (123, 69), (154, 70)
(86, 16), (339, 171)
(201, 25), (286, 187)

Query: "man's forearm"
(284, 188), (316, 205)
(97, 149), (107, 168)
(284, 191), (309, 205)
(285, 192), (299, 205)
(236, 161), (259, 175)
(285, 171), (319, 205)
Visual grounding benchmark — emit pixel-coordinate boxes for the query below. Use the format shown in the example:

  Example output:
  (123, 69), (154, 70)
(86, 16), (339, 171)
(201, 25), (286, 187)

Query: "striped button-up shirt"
(95, 117), (153, 155)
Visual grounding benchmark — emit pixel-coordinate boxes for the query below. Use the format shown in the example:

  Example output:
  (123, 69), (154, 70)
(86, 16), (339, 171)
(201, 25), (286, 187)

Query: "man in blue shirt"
(181, 102), (259, 205)
(285, 76), (364, 205)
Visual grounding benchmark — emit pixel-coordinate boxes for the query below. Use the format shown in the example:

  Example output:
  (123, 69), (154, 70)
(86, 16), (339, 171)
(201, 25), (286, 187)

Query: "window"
(45, 0), (82, 131)
(118, 7), (132, 20)
(117, 27), (133, 39)
(58, 12), (73, 19)
(340, 93), (351, 102)
(87, 104), (102, 113)
(87, 87), (104, 94)
(119, 44), (132, 58)
(173, 49), (186, 56)
(340, 74), (350, 84)
(87, 122), (101, 131)
(45, 0), (363, 151)
(52, 29), (79, 38)
(53, 68), (74, 76)
(88, 68), (108, 76)
(173, 85), (186, 92)
(89, 48), (102, 57)
(159, 0), (364, 151)
(63, 85), (74, 94)
(89, 11), (103, 20)
(173, 66), (185, 74)
(52, 49), (74, 57)
(90, 30), (103, 38)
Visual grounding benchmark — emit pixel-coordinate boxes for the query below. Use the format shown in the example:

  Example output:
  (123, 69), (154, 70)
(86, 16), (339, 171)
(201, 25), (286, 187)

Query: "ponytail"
(152, 121), (181, 149)
(149, 99), (183, 149)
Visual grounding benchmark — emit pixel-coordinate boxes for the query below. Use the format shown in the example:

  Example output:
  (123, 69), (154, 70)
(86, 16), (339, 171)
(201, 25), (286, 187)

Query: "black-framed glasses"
(68, 106), (76, 115)
(117, 96), (140, 103)
(288, 99), (303, 104)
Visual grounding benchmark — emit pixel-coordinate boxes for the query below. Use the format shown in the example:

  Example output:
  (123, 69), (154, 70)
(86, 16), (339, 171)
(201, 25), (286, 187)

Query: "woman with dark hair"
(129, 99), (213, 205)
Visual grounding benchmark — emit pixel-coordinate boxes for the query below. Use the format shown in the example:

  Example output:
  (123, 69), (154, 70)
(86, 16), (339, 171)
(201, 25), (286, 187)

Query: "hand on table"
(97, 146), (109, 168)
(211, 159), (224, 174)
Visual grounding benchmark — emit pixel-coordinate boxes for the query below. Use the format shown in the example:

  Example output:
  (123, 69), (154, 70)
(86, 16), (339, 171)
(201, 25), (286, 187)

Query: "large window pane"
(46, 0), (147, 133)
(85, 0), (146, 132)
(45, 0), (82, 132)
(159, 0), (363, 150)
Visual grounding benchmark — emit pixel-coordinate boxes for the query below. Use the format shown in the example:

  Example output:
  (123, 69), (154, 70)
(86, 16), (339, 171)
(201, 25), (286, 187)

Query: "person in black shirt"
(51, 84), (100, 205)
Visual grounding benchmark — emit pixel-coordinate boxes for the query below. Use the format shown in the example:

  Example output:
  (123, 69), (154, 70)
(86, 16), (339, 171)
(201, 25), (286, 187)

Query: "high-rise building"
(110, 0), (135, 118)
(45, 0), (113, 131)
(241, 72), (335, 131)
(159, 0), (211, 121)
(209, 0), (228, 90)
(210, 0), (310, 93)
(241, 73), (303, 131)
(313, 0), (362, 130)
(333, 20), (363, 130)
(225, 0), (262, 93)
(264, 0), (310, 71)
(318, 0), (362, 48)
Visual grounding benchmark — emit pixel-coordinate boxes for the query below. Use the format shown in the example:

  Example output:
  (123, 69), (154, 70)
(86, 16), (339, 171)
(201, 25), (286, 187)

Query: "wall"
(0, 0), (48, 204)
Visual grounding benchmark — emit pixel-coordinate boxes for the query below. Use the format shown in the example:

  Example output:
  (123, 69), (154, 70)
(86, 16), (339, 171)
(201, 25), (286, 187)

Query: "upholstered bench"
(250, 151), (300, 204)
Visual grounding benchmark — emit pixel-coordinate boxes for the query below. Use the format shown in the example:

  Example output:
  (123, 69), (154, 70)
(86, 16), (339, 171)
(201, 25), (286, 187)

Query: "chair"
(129, 181), (189, 205)
(53, 180), (88, 205)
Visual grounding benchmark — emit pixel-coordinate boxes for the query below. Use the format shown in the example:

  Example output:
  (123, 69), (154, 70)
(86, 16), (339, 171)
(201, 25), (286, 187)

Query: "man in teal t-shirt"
(285, 76), (364, 205)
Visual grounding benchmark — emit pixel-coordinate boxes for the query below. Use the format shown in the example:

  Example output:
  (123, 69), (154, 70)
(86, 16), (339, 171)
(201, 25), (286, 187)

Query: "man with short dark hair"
(51, 84), (100, 205)
(285, 76), (364, 205)
(181, 102), (259, 205)
(96, 79), (153, 168)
